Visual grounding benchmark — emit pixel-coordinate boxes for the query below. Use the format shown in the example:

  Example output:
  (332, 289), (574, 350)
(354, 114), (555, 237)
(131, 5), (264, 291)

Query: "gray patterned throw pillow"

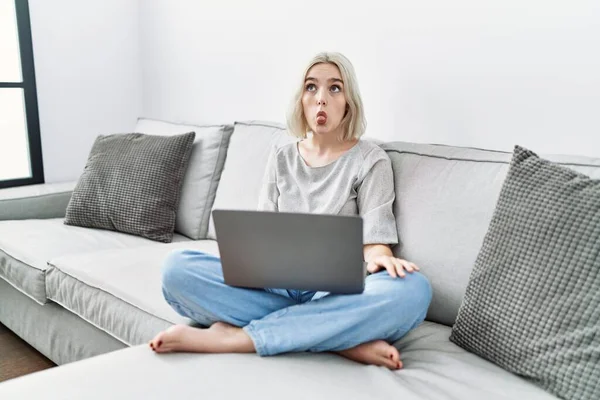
(64, 132), (195, 242)
(450, 146), (600, 400)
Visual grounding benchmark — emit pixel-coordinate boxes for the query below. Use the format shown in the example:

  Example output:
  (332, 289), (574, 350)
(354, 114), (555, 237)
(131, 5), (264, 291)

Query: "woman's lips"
(316, 111), (327, 125)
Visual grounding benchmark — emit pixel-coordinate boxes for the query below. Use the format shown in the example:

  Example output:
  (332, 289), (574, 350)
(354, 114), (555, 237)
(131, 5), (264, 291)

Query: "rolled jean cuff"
(243, 322), (271, 357)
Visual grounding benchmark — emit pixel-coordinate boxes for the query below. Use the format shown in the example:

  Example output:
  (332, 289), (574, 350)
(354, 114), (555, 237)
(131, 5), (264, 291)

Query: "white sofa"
(1, 118), (599, 399)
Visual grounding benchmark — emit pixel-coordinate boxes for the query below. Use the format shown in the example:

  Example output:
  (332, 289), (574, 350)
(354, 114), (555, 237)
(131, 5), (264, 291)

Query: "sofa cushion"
(382, 142), (600, 326)
(0, 321), (559, 400)
(0, 218), (190, 304)
(135, 118), (234, 240)
(0, 277), (126, 366)
(450, 146), (600, 400)
(206, 121), (296, 239)
(45, 240), (220, 346)
(64, 131), (196, 243)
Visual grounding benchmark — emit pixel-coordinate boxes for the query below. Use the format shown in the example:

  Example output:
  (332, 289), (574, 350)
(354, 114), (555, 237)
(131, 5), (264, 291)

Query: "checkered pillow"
(450, 146), (600, 400)
(64, 132), (195, 242)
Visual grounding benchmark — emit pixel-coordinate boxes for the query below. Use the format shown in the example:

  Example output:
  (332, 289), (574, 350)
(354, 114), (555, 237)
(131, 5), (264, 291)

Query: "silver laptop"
(212, 209), (366, 294)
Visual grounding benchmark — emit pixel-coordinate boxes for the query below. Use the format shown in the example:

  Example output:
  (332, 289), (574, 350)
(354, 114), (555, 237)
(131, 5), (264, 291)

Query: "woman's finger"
(366, 261), (379, 274)
(399, 259), (414, 273)
(391, 258), (406, 278)
(409, 262), (420, 271)
(382, 258), (398, 278)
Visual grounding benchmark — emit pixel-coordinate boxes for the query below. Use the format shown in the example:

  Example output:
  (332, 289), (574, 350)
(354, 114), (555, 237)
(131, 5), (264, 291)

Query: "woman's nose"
(317, 91), (327, 106)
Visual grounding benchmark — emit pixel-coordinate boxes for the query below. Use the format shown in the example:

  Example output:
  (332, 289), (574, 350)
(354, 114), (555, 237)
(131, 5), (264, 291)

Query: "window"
(0, 0), (43, 189)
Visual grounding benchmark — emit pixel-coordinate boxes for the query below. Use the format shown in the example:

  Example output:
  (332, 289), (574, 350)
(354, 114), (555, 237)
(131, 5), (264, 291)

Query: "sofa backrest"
(135, 118), (233, 240)
(382, 142), (600, 326)
(206, 121), (295, 239)
(205, 120), (600, 327)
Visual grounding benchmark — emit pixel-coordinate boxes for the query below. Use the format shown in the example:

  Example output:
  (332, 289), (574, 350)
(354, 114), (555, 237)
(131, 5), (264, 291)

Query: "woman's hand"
(366, 255), (420, 278)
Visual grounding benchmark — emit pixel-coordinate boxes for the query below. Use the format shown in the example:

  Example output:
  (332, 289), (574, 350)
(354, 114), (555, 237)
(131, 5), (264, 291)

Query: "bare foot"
(337, 340), (402, 370)
(149, 322), (255, 354)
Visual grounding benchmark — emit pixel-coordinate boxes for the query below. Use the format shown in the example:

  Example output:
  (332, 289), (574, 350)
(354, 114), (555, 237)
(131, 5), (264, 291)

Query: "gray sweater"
(257, 140), (398, 245)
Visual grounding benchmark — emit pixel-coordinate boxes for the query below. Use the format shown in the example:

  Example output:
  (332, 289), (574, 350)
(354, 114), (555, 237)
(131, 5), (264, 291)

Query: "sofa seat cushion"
(0, 321), (558, 400)
(0, 218), (191, 304)
(45, 240), (220, 346)
(397, 322), (559, 399)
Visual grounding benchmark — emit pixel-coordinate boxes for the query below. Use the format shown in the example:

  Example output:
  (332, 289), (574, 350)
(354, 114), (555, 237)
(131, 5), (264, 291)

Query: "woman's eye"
(305, 84), (316, 92)
(330, 85), (341, 93)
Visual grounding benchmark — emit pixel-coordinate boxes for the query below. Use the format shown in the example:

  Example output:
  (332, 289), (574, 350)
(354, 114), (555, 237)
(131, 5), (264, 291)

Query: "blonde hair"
(287, 52), (366, 141)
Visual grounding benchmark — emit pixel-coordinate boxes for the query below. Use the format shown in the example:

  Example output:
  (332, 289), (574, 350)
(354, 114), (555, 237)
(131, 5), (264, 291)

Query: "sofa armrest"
(0, 181), (77, 221)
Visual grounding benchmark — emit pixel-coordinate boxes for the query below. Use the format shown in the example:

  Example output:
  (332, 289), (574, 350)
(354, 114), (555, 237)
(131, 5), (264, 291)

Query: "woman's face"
(302, 63), (347, 138)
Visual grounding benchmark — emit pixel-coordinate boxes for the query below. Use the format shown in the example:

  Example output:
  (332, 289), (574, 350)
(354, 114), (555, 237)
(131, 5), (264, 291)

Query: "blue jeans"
(161, 249), (432, 356)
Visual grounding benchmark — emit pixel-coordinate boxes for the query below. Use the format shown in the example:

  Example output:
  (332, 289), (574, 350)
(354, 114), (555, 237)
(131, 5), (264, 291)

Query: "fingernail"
(397, 362), (403, 369)
(157, 340), (162, 347)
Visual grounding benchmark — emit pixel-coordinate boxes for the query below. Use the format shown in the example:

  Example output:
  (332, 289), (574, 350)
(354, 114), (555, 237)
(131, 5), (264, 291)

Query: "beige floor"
(0, 322), (55, 383)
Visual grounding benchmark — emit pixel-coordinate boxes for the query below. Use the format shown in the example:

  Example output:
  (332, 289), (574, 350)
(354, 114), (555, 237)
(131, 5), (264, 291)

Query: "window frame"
(0, 0), (44, 189)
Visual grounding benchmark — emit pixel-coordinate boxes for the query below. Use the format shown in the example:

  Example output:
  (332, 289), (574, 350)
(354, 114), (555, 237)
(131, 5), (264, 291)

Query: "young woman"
(149, 52), (432, 370)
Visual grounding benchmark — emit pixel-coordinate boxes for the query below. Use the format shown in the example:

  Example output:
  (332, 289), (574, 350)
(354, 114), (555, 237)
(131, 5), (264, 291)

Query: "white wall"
(29, 0), (142, 183)
(140, 0), (600, 157)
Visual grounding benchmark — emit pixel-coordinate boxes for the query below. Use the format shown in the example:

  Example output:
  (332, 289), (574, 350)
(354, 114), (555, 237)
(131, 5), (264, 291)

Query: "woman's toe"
(383, 356), (398, 369)
(388, 346), (400, 363)
(150, 332), (166, 351)
(382, 344), (402, 369)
